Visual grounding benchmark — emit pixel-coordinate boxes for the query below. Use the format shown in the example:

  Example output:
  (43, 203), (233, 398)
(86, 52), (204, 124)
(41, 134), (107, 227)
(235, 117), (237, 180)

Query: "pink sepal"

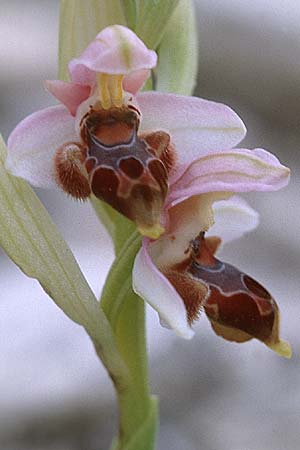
(6, 105), (77, 189)
(137, 91), (247, 179)
(44, 80), (91, 116)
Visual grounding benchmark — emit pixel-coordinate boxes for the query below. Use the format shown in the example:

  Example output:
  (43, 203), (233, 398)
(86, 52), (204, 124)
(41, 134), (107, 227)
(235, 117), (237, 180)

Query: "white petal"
(208, 196), (259, 244)
(133, 241), (194, 339)
(6, 105), (77, 189)
(137, 91), (246, 172)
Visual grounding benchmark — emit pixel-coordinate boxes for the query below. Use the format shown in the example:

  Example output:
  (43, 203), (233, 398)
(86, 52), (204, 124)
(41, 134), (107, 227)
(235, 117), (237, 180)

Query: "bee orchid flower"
(7, 25), (248, 239)
(133, 151), (291, 357)
(6, 25), (291, 357)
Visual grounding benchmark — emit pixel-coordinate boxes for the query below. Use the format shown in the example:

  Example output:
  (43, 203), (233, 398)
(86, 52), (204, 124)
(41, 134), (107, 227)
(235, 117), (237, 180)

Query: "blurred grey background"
(1, 1), (300, 449)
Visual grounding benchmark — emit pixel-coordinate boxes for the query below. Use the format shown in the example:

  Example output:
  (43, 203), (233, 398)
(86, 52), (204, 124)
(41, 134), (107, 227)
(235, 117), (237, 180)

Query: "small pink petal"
(69, 25), (157, 86)
(123, 69), (150, 94)
(137, 91), (247, 177)
(208, 196), (259, 245)
(44, 80), (91, 116)
(133, 240), (194, 339)
(6, 105), (77, 189)
(167, 148), (290, 207)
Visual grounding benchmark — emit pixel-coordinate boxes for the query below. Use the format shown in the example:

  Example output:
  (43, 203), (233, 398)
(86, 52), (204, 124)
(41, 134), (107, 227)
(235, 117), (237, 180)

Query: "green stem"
(101, 234), (158, 449)
(115, 291), (152, 445)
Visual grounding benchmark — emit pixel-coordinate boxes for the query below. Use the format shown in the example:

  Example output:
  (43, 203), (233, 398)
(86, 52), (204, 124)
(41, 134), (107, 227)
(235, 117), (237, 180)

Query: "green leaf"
(121, 0), (138, 30)
(0, 135), (128, 385)
(156, 0), (198, 95)
(58, 0), (126, 81)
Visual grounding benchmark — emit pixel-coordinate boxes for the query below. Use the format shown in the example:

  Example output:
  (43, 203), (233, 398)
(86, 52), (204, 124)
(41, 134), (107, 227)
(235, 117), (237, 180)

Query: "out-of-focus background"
(1, 1), (300, 449)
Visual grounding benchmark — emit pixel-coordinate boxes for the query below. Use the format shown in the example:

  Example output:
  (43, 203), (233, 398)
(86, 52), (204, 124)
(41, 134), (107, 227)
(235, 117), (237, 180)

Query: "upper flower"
(6, 25), (248, 239)
(68, 25), (157, 97)
(48, 24), (158, 114)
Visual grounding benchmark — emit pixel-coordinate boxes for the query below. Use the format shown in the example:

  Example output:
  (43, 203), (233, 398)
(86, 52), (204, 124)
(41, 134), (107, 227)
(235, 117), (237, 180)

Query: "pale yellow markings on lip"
(173, 152), (290, 187)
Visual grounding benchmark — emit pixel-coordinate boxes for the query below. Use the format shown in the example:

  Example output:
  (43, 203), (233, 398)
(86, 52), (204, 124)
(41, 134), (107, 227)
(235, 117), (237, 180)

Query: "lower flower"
(133, 195), (291, 358)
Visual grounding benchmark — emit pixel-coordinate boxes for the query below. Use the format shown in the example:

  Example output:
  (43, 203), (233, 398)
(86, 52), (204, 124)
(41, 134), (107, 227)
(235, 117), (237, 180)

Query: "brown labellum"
(164, 232), (281, 347)
(81, 105), (174, 231)
(53, 105), (176, 234)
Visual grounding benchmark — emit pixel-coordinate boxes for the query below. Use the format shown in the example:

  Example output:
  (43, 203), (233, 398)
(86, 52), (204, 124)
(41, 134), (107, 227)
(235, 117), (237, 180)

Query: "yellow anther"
(97, 73), (124, 109)
(109, 74), (124, 107)
(97, 73), (111, 109)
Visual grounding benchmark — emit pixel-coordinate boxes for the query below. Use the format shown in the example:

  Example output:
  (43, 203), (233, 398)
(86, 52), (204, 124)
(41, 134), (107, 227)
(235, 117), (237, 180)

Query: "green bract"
(126, 0), (180, 49)
(156, 0), (198, 95)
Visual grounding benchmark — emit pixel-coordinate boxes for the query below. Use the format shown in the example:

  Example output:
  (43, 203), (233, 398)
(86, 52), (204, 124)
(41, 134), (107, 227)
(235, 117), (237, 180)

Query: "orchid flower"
(133, 162), (291, 357)
(6, 24), (247, 239)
